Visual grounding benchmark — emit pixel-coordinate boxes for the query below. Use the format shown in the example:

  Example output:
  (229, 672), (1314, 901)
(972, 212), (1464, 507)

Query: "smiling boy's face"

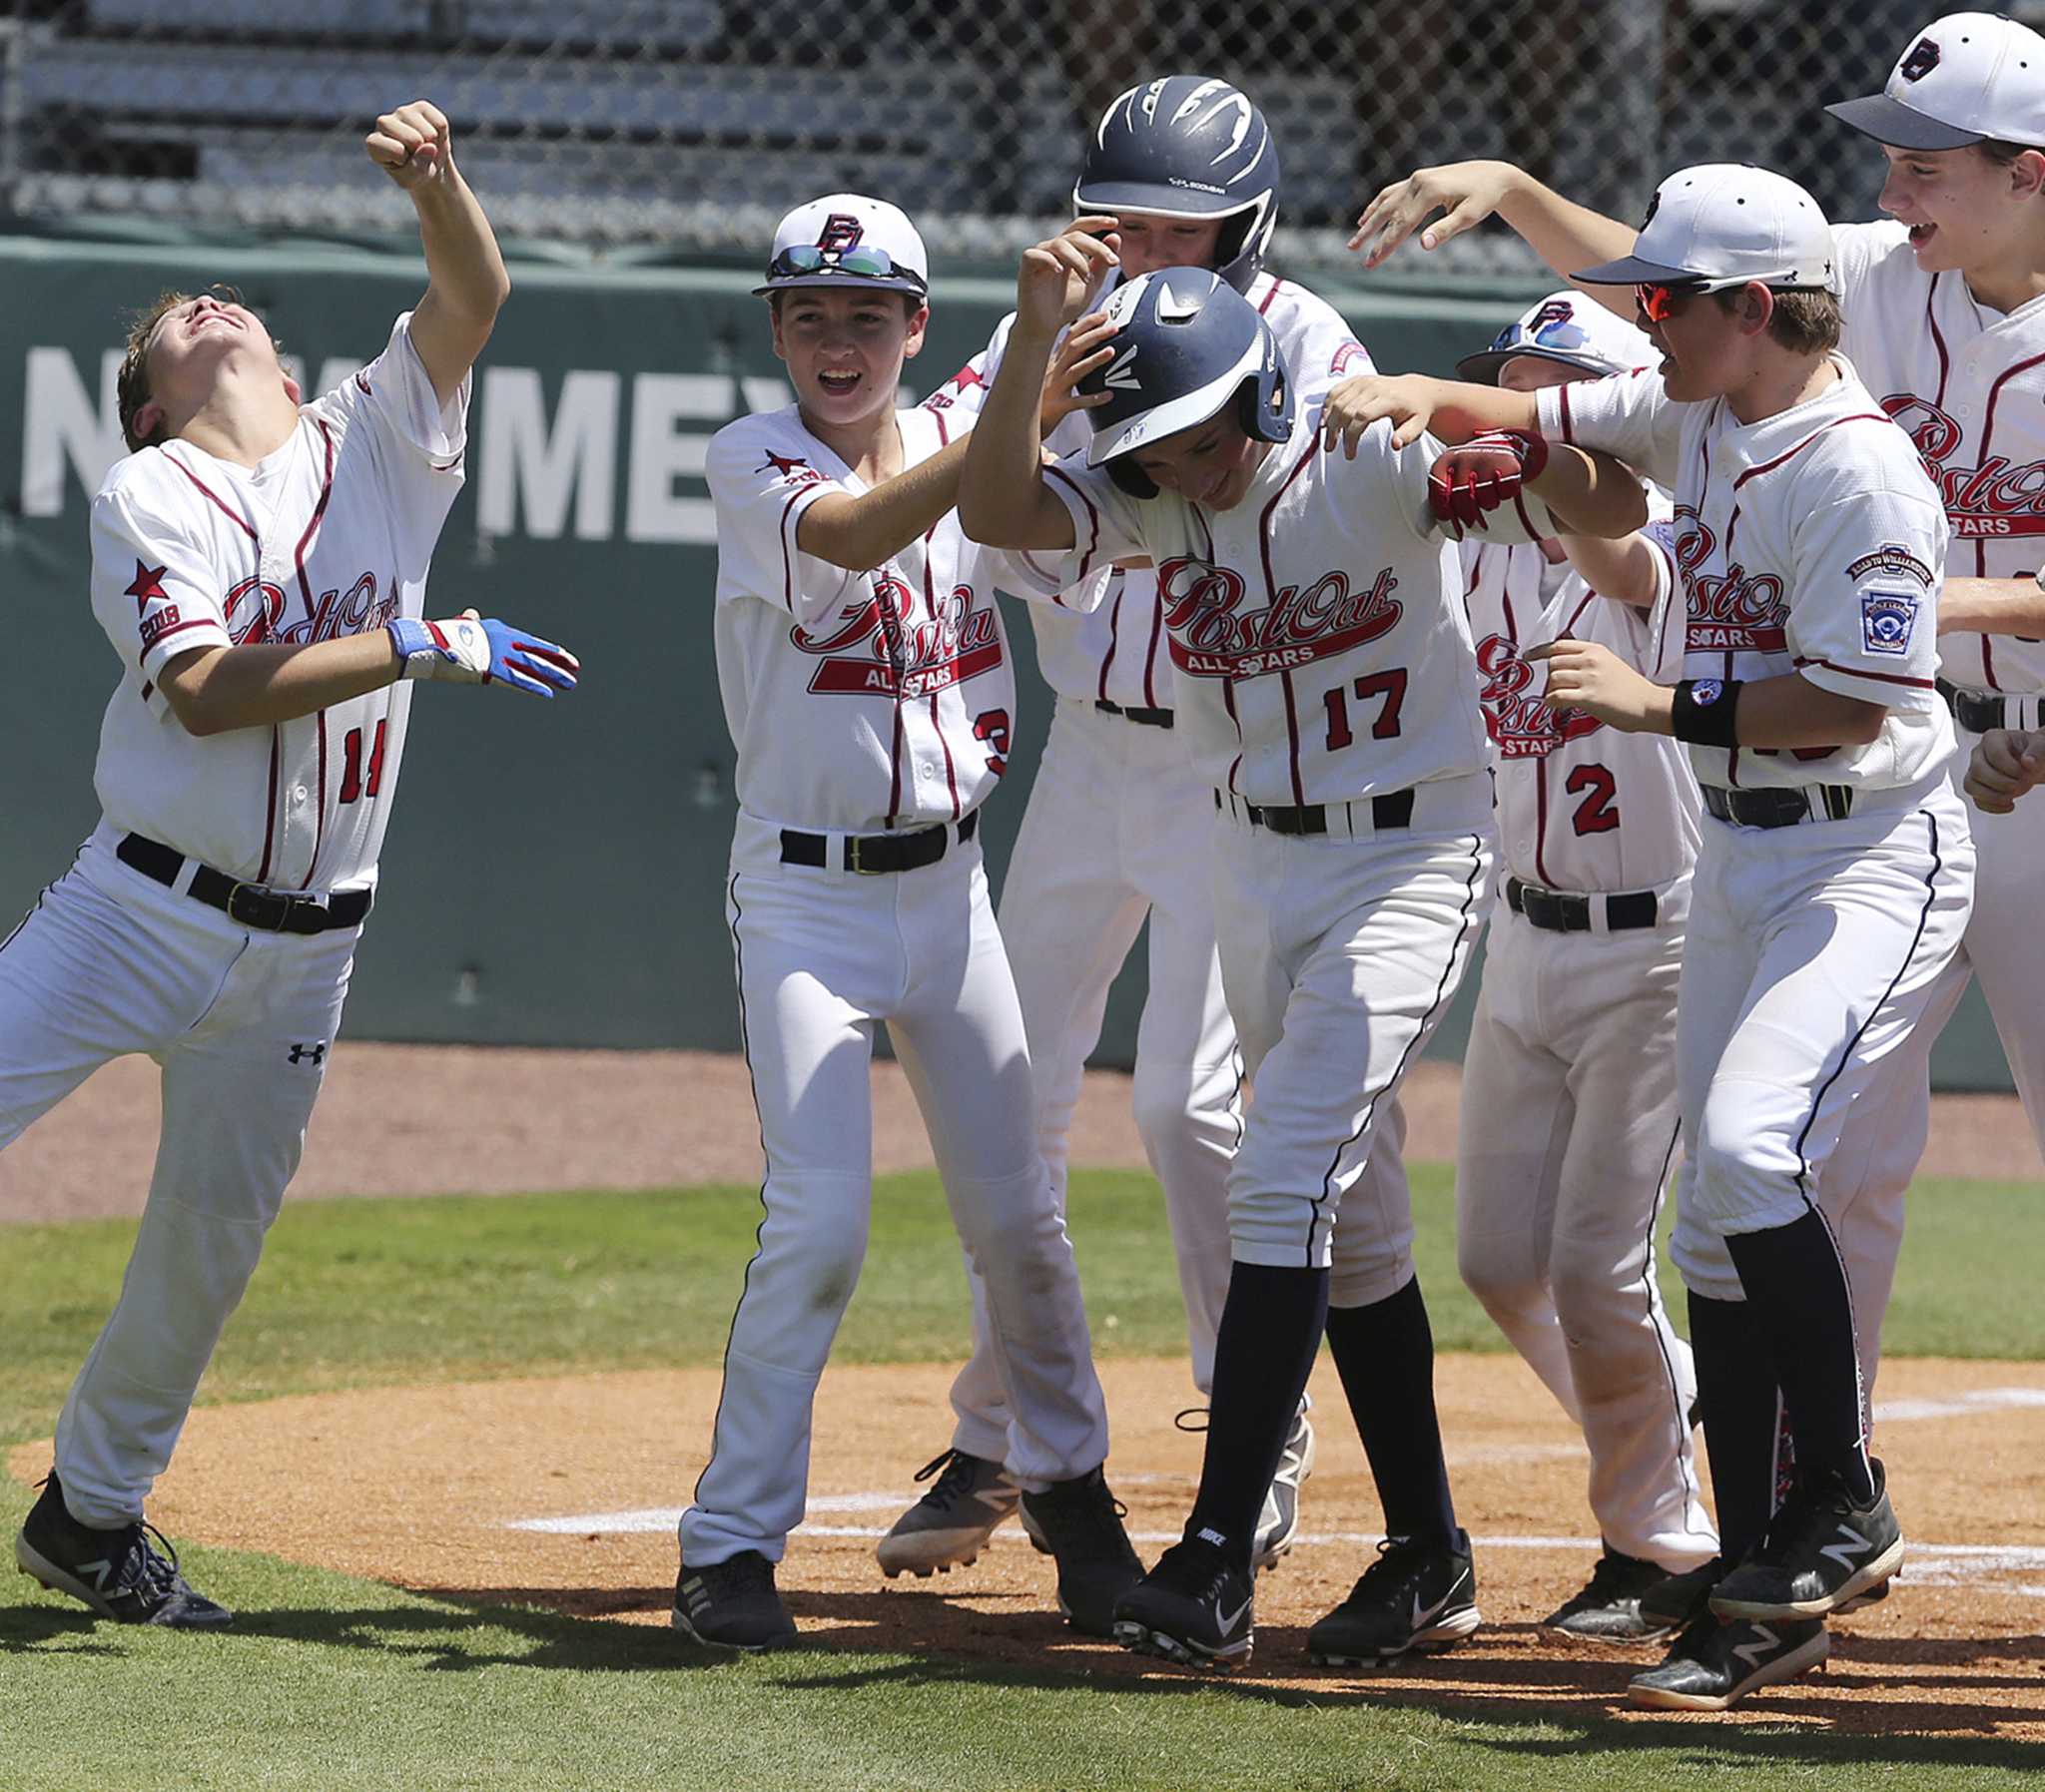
(771, 289), (928, 427)
(120, 289), (301, 450)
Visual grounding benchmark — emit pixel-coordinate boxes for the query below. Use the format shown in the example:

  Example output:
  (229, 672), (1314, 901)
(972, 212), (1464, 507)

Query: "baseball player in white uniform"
(8, 103), (579, 1627)
(1448, 295), (1717, 1640)
(679, 194), (1143, 1653)
(1332, 163), (1974, 1709)
(881, 75), (1376, 1585)
(958, 219), (1649, 1670)
(1350, 12), (2045, 1664)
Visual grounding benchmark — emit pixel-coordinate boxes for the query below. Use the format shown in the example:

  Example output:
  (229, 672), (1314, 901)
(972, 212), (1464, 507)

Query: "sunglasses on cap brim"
(766, 245), (927, 292)
(1486, 314), (1594, 354)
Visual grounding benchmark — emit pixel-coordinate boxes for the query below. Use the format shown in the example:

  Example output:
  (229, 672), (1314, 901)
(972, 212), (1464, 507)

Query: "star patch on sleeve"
(125, 560), (169, 611)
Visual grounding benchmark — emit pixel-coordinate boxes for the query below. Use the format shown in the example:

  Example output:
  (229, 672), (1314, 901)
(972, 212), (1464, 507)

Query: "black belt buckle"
(1252, 804), (1327, 836)
(226, 880), (299, 932)
(845, 835), (897, 876)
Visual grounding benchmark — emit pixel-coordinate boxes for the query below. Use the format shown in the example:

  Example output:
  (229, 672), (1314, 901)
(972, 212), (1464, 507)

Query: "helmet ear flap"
(1236, 362), (1292, 444)
(1106, 455), (1159, 498)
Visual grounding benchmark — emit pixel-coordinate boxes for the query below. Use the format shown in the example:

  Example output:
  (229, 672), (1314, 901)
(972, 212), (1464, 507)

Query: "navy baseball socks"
(1325, 1276), (1460, 1547)
(1112, 1261), (1327, 1666)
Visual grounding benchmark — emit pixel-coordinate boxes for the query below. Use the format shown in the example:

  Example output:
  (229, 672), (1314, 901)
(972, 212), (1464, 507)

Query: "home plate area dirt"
(13, 1353), (2045, 1737)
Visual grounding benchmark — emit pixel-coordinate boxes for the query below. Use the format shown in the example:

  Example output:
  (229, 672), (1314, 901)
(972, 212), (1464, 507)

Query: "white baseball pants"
(948, 699), (1241, 1460)
(1211, 776), (1494, 1273)
(0, 828), (352, 1528)
(1670, 783), (1974, 1306)
(682, 813), (1110, 1567)
(1456, 899), (1714, 1570)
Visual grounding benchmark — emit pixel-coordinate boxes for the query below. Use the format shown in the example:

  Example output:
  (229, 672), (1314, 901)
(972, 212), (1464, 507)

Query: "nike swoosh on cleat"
(1410, 1571), (1470, 1633)
(1214, 1595), (1252, 1633)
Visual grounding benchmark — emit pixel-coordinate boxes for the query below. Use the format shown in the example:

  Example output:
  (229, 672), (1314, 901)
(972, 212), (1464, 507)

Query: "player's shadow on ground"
(206, 1586), (2045, 1768)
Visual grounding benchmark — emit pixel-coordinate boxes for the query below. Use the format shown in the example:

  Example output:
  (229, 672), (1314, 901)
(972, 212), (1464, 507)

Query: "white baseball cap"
(1454, 291), (1655, 383)
(754, 193), (929, 299)
(1827, 13), (2045, 151)
(1574, 164), (1839, 295)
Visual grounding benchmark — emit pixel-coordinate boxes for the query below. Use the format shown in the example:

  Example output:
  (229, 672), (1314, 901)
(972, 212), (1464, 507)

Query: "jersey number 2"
(1566, 763), (1619, 835)
(339, 720), (387, 806)
(1323, 670), (1407, 750)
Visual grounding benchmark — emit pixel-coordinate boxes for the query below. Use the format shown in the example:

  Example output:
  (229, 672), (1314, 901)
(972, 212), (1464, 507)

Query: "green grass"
(3, 1167), (2042, 1789)
(5, 1168), (2042, 1451)
(0, 1468), (2034, 1792)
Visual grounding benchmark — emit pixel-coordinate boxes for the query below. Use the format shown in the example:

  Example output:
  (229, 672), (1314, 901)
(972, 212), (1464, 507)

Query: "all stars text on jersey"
(1883, 392), (2045, 537)
(1156, 555), (1404, 680)
(791, 573), (1005, 698)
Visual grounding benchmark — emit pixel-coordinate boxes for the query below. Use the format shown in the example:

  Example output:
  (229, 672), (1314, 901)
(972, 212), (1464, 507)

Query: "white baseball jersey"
(923, 272), (1373, 711)
(1833, 220), (2045, 694)
(87, 312), (467, 893)
(1464, 518), (1701, 896)
(707, 403), (1074, 834)
(1539, 360), (1956, 793)
(1013, 402), (1553, 805)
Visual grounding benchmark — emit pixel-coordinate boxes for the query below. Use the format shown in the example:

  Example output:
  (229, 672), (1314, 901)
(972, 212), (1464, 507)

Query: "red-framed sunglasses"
(1635, 283), (1696, 323)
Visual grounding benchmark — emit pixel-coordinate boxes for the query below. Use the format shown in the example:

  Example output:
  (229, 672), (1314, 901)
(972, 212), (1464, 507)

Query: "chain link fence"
(0, 1), (2031, 274)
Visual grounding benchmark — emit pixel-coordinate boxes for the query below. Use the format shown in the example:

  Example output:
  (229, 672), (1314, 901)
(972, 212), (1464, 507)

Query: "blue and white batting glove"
(387, 611), (580, 697)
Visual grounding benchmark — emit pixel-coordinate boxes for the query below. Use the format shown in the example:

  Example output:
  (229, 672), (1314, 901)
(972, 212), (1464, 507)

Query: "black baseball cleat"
(14, 1472), (231, 1628)
(1638, 1553), (1722, 1630)
(1542, 1546), (1680, 1641)
(1308, 1530), (1481, 1666)
(1111, 1532), (1254, 1668)
(1709, 1459), (1903, 1622)
(1018, 1466), (1144, 1637)
(672, 1550), (799, 1651)
(1628, 1610), (1829, 1711)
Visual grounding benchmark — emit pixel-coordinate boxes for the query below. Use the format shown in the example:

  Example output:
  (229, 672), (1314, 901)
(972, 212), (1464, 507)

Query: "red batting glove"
(1427, 429), (1551, 530)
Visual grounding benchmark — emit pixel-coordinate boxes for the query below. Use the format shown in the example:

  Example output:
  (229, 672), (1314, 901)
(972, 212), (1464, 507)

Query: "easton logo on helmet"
(816, 213), (864, 253)
(1900, 37), (1941, 82)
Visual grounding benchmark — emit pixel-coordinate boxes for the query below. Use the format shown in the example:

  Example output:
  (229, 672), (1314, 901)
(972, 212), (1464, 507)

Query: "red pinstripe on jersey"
(1257, 437), (1324, 806)
(1973, 347), (2045, 682)
(1045, 463), (1101, 586)
(165, 454), (260, 542)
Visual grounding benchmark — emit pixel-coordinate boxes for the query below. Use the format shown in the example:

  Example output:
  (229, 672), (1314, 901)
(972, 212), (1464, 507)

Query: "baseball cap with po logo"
(1572, 164), (1839, 295)
(1827, 11), (2045, 151)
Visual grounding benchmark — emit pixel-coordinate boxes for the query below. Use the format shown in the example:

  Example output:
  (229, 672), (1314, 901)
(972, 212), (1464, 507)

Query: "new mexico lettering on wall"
(16, 349), (921, 544)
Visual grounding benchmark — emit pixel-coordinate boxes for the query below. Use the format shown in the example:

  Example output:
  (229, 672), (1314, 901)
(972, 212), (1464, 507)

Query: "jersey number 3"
(1566, 763), (1619, 836)
(1323, 669), (1407, 750)
(339, 720), (388, 806)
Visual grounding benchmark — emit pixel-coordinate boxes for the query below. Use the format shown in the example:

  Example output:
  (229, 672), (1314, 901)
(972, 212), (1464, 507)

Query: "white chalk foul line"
(507, 1504), (2045, 1586)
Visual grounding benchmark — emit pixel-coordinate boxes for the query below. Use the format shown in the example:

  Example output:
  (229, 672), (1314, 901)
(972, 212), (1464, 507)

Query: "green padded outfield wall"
(0, 232), (2016, 1088)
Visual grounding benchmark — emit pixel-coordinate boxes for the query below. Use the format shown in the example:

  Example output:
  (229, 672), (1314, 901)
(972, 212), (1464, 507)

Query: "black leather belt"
(1506, 876), (1660, 932)
(1938, 677), (2018, 734)
(117, 833), (372, 933)
(1218, 789), (1417, 834)
(1702, 784), (1855, 828)
(780, 810), (978, 875)
(1095, 699), (1175, 729)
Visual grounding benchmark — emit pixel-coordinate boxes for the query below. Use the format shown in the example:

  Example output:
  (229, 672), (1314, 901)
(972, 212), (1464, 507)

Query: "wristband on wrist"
(1671, 677), (1742, 747)
(386, 617), (437, 680)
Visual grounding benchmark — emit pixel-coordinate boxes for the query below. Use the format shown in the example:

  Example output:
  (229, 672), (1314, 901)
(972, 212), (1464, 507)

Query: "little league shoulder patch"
(1860, 585), (1919, 658)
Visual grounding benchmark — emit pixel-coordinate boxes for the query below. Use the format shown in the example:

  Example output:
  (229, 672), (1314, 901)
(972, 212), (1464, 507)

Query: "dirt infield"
(2, 1046), (2039, 1223)
(11, 1351), (2044, 1735)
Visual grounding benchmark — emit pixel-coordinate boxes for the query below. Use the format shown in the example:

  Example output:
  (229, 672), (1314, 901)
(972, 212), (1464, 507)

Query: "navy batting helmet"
(1076, 76), (1280, 295)
(1077, 268), (1294, 497)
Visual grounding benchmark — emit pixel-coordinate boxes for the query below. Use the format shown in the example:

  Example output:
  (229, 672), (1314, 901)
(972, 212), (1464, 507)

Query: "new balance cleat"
(1709, 1460), (1902, 1622)
(1628, 1610), (1829, 1711)
(877, 1449), (1020, 1578)
(14, 1472), (230, 1628)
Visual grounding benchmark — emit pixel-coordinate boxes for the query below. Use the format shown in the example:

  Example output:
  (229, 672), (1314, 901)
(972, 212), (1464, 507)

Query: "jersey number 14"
(339, 720), (387, 805)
